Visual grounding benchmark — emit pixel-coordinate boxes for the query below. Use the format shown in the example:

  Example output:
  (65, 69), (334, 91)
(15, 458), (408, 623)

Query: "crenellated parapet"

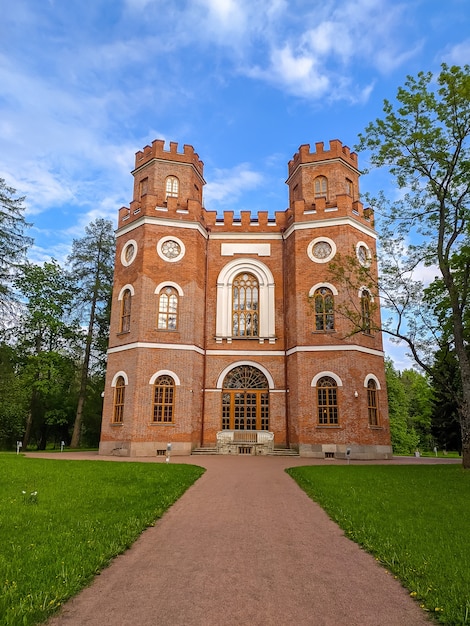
(202, 209), (290, 232)
(133, 139), (204, 176)
(288, 139), (358, 177)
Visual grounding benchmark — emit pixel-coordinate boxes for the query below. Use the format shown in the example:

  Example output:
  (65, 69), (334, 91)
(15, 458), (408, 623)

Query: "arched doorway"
(221, 365), (269, 430)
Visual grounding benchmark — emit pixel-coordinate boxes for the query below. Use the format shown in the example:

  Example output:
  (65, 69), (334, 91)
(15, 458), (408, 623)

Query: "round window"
(121, 240), (137, 266)
(157, 236), (185, 263)
(307, 238), (336, 263)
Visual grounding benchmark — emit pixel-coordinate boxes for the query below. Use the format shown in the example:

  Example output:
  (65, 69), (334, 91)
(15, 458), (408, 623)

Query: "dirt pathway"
(39, 454), (434, 626)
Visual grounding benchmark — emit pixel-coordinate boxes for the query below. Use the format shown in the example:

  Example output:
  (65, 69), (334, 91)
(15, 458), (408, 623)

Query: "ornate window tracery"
(153, 375), (175, 423)
(367, 379), (379, 426)
(158, 287), (178, 330)
(314, 176), (328, 199)
(120, 289), (132, 333)
(232, 272), (259, 337)
(165, 176), (179, 198)
(314, 287), (335, 331)
(222, 365), (269, 431)
(361, 289), (372, 334)
(113, 376), (125, 423)
(317, 376), (338, 425)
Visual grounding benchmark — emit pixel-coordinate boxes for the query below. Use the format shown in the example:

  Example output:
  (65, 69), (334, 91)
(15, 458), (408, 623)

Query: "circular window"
(162, 240), (181, 259)
(157, 236), (185, 263)
(356, 242), (371, 267)
(121, 240), (137, 266)
(307, 237), (336, 263)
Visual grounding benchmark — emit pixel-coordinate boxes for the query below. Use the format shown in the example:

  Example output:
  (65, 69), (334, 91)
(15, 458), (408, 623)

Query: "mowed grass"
(0, 454), (204, 625)
(287, 464), (470, 625)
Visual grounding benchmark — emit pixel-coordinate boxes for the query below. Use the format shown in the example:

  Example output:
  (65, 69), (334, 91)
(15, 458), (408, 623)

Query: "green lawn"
(287, 464), (470, 625)
(0, 454), (204, 625)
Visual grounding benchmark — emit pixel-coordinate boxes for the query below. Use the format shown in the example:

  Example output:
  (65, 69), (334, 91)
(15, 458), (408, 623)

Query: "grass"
(0, 454), (204, 625)
(286, 464), (470, 625)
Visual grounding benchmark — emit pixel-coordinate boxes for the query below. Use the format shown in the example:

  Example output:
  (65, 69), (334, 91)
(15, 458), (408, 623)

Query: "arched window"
(314, 176), (328, 199)
(222, 365), (269, 430)
(317, 376), (338, 425)
(165, 176), (179, 198)
(367, 379), (379, 426)
(361, 289), (372, 334)
(120, 289), (132, 333)
(157, 287), (179, 330)
(314, 287), (334, 331)
(232, 272), (259, 337)
(153, 375), (175, 423)
(216, 260), (275, 341)
(113, 376), (125, 423)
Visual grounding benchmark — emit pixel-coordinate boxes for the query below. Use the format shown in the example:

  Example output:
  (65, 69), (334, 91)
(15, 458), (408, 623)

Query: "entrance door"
(221, 365), (269, 430)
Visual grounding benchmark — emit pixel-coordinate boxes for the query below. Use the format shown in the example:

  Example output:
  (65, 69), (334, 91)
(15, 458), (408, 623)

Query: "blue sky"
(1, 0), (470, 368)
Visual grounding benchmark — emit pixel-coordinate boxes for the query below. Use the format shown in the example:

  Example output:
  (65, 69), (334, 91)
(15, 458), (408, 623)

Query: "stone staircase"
(191, 446), (299, 457)
(191, 446), (218, 455)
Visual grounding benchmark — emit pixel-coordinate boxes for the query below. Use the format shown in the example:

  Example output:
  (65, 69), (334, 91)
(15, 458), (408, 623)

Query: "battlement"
(134, 139), (204, 176)
(203, 209), (289, 232)
(288, 139), (358, 177)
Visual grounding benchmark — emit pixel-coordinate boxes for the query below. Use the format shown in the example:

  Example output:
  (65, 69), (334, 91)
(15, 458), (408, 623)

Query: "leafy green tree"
(0, 178), (33, 326)
(13, 260), (81, 449)
(0, 344), (28, 449)
(401, 369), (434, 449)
(67, 218), (115, 448)
(385, 359), (420, 454)
(356, 64), (470, 468)
(430, 346), (462, 453)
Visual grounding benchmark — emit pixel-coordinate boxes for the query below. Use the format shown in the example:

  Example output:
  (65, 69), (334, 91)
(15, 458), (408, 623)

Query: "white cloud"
(443, 39), (470, 65)
(204, 164), (264, 206)
(247, 44), (330, 99)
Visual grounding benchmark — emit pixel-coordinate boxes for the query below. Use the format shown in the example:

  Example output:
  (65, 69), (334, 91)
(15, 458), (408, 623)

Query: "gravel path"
(31, 453), (442, 625)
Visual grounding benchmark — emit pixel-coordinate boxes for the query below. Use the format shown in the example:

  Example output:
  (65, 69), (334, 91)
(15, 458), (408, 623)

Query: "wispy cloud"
(443, 39), (470, 65)
(204, 164), (264, 206)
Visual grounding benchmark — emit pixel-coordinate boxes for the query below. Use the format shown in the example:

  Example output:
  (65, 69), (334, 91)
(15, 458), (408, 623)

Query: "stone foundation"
(298, 443), (393, 460)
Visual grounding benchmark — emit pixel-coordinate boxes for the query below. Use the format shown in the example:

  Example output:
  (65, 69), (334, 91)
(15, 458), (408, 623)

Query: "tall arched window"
(158, 287), (179, 330)
(165, 176), (179, 198)
(361, 289), (372, 334)
(314, 287), (334, 331)
(153, 375), (175, 423)
(367, 379), (379, 425)
(120, 289), (132, 333)
(113, 376), (125, 423)
(314, 176), (328, 199)
(232, 272), (259, 337)
(317, 376), (338, 425)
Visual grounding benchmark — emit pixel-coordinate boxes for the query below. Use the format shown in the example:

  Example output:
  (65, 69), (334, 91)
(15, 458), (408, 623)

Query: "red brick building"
(99, 138), (392, 459)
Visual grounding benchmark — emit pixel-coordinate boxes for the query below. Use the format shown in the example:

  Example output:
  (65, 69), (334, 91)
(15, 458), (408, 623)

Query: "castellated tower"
(99, 139), (392, 459)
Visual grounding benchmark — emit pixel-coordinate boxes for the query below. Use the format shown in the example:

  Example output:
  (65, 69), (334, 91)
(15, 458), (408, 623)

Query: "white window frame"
(215, 259), (275, 340)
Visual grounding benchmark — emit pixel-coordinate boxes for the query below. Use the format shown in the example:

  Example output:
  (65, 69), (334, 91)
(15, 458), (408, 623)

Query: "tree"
(401, 369), (433, 449)
(430, 346), (462, 453)
(0, 343), (28, 449)
(385, 359), (420, 454)
(0, 179), (33, 326)
(68, 218), (115, 448)
(355, 64), (470, 468)
(13, 260), (81, 449)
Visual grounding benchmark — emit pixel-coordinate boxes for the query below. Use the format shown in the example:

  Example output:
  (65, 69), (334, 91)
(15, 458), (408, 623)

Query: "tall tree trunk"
(70, 237), (104, 448)
(22, 408), (33, 450)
